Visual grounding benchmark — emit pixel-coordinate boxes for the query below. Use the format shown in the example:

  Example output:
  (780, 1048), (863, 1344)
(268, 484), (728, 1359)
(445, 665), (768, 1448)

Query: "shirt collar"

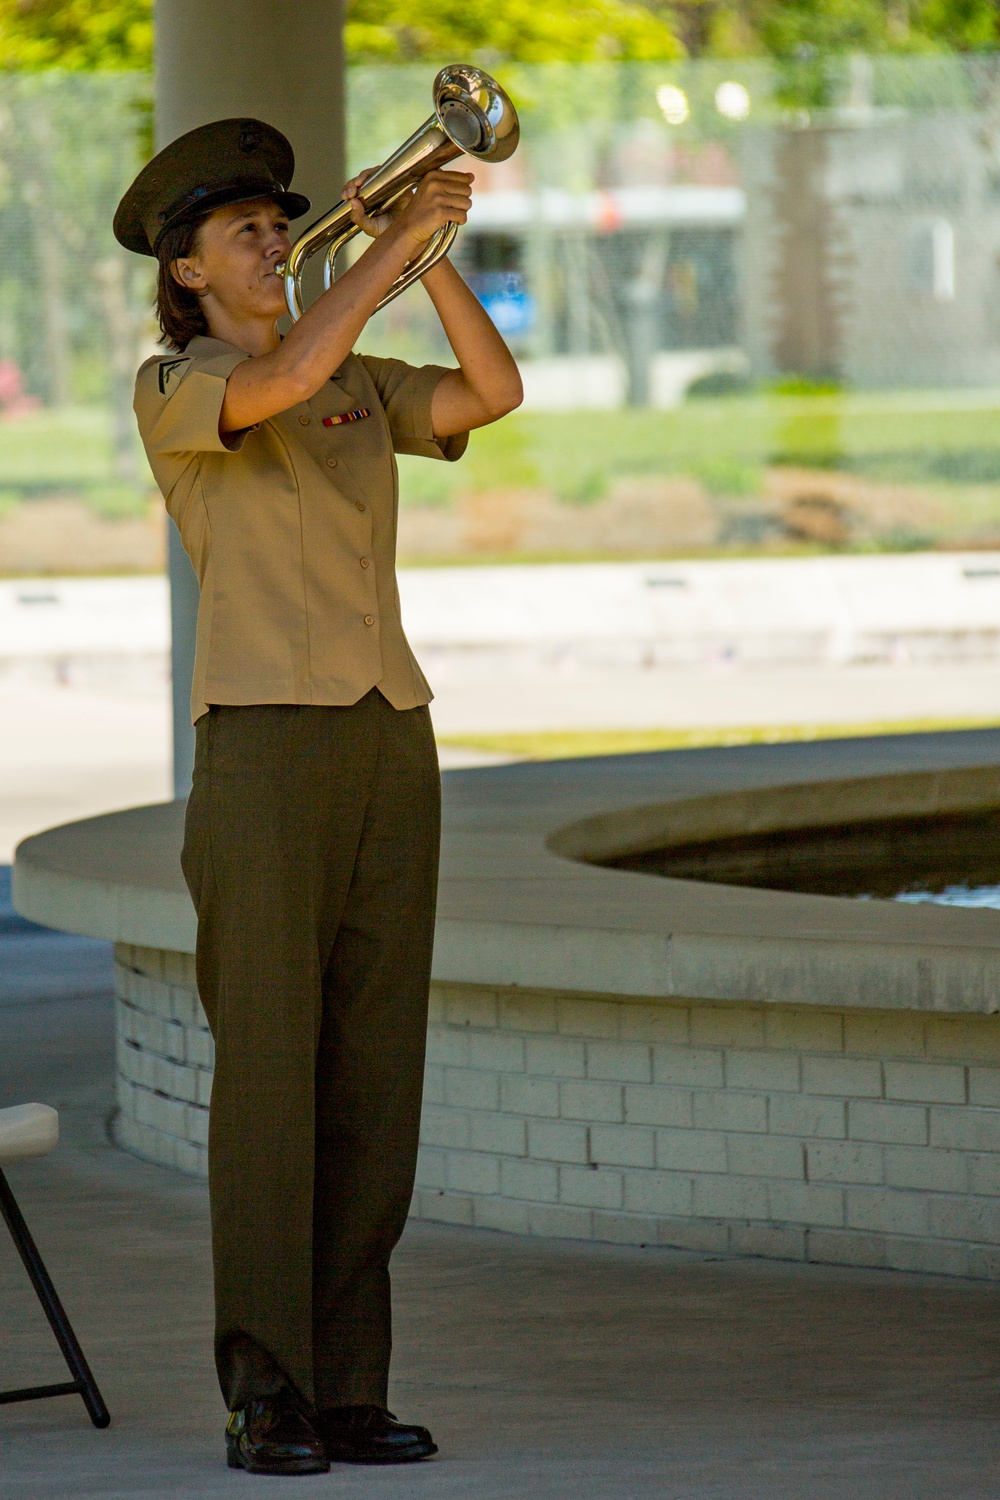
(183, 334), (251, 359)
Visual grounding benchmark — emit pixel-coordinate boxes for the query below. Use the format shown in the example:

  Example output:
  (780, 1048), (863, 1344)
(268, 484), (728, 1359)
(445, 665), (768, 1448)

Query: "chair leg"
(0, 1166), (110, 1428)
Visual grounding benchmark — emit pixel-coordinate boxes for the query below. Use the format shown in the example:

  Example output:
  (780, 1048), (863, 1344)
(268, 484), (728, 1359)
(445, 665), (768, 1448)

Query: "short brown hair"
(155, 215), (210, 350)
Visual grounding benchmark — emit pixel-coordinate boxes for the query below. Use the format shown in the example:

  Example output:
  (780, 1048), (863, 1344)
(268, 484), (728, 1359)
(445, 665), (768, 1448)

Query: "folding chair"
(0, 1102), (109, 1427)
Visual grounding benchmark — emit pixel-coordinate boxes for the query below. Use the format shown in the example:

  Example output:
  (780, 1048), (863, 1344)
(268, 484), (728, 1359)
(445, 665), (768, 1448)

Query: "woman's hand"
(343, 168), (473, 252)
(342, 168), (391, 236)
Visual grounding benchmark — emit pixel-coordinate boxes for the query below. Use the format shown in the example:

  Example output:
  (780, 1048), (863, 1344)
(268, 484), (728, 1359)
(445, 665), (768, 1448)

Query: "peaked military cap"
(114, 117), (311, 257)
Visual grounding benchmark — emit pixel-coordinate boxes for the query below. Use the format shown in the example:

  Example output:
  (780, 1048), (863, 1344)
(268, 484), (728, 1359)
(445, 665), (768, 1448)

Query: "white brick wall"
(112, 949), (1000, 1281)
(410, 981), (1000, 1281)
(112, 944), (210, 1175)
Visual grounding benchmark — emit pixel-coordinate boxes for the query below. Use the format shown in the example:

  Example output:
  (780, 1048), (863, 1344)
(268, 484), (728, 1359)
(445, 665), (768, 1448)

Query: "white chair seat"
(0, 1103), (59, 1164)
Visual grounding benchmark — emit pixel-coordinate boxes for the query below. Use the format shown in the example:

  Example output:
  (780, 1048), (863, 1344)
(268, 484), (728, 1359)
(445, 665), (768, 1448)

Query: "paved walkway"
(3, 889), (1000, 1497)
(5, 557), (1000, 859)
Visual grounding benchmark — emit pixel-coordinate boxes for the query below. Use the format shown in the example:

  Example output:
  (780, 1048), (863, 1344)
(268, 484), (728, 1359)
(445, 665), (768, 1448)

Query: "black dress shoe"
(317, 1404), (437, 1464)
(225, 1397), (329, 1475)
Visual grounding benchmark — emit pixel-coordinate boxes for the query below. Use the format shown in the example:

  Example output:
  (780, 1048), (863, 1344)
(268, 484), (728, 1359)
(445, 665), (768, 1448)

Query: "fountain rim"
(12, 730), (1000, 1017)
(547, 764), (1000, 867)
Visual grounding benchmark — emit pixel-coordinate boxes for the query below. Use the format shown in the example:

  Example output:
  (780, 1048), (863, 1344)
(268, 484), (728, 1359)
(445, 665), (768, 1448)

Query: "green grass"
(439, 717), (1000, 762)
(1, 392), (999, 494)
(398, 390), (1000, 514)
(3, 394), (1000, 546)
(0, 407), (153, 515)
(0, 407), (120, 487)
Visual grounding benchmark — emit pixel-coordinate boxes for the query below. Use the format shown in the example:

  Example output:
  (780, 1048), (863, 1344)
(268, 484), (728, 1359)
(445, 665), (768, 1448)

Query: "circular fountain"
(13, 729), (1000, 1278)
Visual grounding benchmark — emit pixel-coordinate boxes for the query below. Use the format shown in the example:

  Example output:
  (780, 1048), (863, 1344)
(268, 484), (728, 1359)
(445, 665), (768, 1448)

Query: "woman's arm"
(339, 166), (522, 437)
(219, 171), (473, 434)
(421, 258), (524, 437)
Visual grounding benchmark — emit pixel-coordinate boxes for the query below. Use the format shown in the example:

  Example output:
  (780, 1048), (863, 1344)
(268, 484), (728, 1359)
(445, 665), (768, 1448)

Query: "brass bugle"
(278, 63), (520, 320)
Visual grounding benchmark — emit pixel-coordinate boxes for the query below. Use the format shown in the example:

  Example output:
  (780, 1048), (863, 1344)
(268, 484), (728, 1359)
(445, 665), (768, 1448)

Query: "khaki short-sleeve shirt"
(134, 334), (467, 723)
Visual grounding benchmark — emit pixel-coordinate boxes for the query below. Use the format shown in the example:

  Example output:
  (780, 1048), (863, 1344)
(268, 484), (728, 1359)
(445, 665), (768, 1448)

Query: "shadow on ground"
(0, 866), (114, 1006)
(2, 878), (1000, 1497)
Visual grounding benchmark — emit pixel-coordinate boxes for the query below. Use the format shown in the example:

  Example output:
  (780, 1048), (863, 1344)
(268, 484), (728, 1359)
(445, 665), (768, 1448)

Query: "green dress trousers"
(180, 690), (440, 1412)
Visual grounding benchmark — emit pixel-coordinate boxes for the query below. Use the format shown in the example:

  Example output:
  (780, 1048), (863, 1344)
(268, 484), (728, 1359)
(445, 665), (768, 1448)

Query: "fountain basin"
(13, 730), (1000, 1278)
(598, 791), (1000, 905)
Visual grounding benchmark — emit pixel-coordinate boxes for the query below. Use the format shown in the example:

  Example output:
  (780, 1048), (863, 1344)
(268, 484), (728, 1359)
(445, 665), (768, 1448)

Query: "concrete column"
(155, 0), (345, 795)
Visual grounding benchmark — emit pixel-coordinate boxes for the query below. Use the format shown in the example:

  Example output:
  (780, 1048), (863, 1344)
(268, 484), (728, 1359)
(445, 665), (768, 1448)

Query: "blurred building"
(743, 110), (1000, 389)
(442, 59), (1000, 402)
(462, 105), (1000, 405)
(454, 178), (746, 408)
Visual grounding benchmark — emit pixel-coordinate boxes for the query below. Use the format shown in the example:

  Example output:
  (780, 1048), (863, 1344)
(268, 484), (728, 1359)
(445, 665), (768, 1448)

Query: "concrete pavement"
(0, 867), (112, 1005)
(0, 681), (171, 864)
(3, 888), (1000, 1497)
(426, 659), (1000, 736)
(6, 556), (1000, 859)
(11, 557), (1000, 674)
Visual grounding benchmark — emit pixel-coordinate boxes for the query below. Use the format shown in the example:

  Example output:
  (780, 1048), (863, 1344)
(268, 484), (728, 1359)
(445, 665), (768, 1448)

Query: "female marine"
(115, 116), (521, 1475)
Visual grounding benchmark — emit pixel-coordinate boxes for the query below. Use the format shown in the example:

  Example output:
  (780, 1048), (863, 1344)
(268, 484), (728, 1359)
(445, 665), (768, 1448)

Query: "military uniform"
(133, 337), (463, 724)
(120, 125), (468, 1418)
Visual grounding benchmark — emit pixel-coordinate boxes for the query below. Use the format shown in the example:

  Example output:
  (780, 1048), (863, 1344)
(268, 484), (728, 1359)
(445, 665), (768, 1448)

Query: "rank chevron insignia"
(158, 357), (190, 394)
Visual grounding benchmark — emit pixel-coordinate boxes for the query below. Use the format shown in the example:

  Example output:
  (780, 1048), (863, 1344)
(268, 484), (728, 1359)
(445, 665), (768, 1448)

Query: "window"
(905, 219), (955, 301)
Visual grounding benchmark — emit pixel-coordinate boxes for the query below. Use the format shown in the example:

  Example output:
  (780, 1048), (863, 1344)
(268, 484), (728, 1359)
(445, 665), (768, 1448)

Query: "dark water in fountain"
(606, 808), (1000, 909)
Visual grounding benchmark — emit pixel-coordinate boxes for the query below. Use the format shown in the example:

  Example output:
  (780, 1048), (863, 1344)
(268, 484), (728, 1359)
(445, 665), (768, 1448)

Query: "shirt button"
(298, 414), (310, 425)
(326, 456), (337, 468)
(360, 557), (370, 569)
(355, 501), (366, 512)
(364, 615), (375, 626)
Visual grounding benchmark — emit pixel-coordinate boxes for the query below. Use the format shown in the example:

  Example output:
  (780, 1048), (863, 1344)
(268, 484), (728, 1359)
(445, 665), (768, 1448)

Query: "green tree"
(346, 0), (682, 61)
(0, 0), (151, 68)
(0, 0), (996, 72)
(0, 0), (684, 68)
(660, 0), (1000, 57)
(908, 0), (1000, 50)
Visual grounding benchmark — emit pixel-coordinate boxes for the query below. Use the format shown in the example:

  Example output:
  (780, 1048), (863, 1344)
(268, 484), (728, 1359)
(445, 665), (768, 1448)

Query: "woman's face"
(172, 196), (291, 327)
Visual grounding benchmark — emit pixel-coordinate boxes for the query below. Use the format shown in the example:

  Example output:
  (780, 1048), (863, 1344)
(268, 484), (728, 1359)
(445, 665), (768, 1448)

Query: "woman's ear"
(171, 256), (206, 291)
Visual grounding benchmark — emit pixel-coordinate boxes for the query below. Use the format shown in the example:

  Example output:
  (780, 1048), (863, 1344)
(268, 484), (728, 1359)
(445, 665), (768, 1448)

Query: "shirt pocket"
(309, 397), (393, 486)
